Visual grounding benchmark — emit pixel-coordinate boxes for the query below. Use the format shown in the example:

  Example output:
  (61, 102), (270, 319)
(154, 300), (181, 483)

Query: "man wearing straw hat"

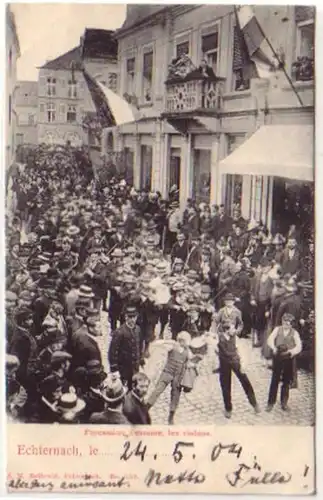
(90, 373), (130, 424)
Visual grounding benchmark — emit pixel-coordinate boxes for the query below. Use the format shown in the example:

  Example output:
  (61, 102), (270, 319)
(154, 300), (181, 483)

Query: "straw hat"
(56, 393), (86, 420)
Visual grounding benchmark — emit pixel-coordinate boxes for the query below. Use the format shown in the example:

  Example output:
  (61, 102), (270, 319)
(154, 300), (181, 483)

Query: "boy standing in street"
(215, 293), (260, 419)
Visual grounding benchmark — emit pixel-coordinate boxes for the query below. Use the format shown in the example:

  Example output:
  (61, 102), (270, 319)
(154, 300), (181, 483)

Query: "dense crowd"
(6, 144), (314, 425)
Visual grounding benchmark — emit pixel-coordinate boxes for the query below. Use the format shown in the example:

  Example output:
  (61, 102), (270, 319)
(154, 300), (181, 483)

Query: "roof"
(39, 46), (82, 71)
(116, 5), (167, 35)
(81, 29), (117, 59)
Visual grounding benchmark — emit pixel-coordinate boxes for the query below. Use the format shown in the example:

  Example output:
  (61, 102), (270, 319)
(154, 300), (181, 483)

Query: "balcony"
(164, 55), (225, 116)
(291, 57), (314, 82)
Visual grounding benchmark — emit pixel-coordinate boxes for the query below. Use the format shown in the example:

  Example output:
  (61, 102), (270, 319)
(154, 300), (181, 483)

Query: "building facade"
(6, 5), (20, 168)
(106, 5), (314, 230)
(37, 29), (118, 146)
(15, 81), (38, 146)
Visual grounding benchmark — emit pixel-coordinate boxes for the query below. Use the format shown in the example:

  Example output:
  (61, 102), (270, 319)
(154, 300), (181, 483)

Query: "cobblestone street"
(99, 309), (315, 427)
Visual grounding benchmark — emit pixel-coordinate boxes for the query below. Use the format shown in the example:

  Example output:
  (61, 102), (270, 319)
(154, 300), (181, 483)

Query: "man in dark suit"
(108, 305), (143, 390)
(281, 237), (301, 277)
(170, 232), (189, 265)
(123, 372), (151, 425)
(70, 308), (102, 370)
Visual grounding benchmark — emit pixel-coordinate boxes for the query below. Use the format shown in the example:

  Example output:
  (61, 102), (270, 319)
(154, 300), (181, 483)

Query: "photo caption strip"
(7, 424), (315, 494)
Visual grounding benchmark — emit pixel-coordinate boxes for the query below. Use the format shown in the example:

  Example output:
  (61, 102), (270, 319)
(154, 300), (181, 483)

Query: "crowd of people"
(6, 144), (314, 425)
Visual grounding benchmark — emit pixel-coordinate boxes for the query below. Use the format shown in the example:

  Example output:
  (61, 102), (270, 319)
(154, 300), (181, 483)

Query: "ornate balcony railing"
(164, 55), (224, 114)
(165, 79), (223, 113)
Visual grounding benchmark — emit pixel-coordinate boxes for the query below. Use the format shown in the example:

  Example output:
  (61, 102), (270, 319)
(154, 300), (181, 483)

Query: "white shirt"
(168, 209), (182, 233)
(267, 326), (302, 357)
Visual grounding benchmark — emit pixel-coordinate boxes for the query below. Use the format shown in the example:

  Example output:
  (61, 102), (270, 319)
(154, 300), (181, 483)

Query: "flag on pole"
(82, 69), (136, 127)
(235, 5), (279, 79)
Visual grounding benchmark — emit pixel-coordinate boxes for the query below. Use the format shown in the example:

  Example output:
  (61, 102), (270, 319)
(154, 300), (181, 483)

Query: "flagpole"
(254, 14), (304, 106)
(234, 6), (304, 107)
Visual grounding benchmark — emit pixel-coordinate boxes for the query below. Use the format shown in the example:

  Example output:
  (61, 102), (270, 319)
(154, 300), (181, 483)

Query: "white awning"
(219, 125), (314, 182)
(96, 81), (136, 126)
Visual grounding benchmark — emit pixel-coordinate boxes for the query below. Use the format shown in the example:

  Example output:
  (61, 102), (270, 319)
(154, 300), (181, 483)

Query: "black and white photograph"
(5, 3), (315, 429)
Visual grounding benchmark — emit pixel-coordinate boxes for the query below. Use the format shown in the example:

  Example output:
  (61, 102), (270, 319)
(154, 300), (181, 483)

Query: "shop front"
(218, 124), (314, 233)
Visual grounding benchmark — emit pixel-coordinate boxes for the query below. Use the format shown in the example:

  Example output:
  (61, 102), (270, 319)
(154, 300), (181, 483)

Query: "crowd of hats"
(5, 143), (315, 422)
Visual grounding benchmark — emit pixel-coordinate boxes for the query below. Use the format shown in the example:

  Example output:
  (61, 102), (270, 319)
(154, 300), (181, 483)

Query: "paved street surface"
(99, 309), (315, 426)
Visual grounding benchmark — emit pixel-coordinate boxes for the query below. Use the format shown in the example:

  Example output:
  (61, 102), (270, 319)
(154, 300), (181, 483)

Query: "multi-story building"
(37, 28), (118, 146)
(107, 5), (314, 231)
(15, 81), (38, 146)
(6, 5), (20, 168)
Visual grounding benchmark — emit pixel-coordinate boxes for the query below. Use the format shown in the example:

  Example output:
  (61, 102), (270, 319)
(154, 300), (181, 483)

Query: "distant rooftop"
(40, 28), (117, 70)
(117, 5), (167, 34)
(39, 46), (82, 71)
(81, 28), (117, 59)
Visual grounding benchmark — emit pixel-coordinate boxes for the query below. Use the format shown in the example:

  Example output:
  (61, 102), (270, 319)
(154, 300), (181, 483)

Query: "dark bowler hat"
(50, 351), (72, 364)
(124, 305), (138, 317)
(86, 308), (100, 318)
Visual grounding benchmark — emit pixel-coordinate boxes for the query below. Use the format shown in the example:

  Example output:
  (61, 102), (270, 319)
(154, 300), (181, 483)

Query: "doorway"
(168, 148), (181, 194)
(272, 178), (314, 240)
(140, 145), (152, 191)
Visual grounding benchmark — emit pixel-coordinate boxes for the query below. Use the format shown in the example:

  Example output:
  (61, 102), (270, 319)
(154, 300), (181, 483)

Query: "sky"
(11, 3), (126, 81)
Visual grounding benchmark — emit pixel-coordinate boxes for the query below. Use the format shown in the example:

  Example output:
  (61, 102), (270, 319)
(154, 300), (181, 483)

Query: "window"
(47, 102), (56, 122)
(193, 149), (211, 203)
(297, 20), (314, 58)
(140, 145), (152, 190)
(28, 114), (35, 125)
(126, 57), (135, 95)
(8, 95), (11, 125)
(108, 73), (117, 92)
(67, 105), (77, 123)
(68, 80), (77, 98)
(176, 41), (190, 58)
(142, 51), (153, 102)
(293, 19), (314, 81)
(201, 29), (219, 74)
(47, 77), (56, 96)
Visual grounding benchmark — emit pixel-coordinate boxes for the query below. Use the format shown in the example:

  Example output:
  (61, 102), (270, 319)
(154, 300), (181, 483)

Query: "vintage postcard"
(5, 3), (315, 494)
